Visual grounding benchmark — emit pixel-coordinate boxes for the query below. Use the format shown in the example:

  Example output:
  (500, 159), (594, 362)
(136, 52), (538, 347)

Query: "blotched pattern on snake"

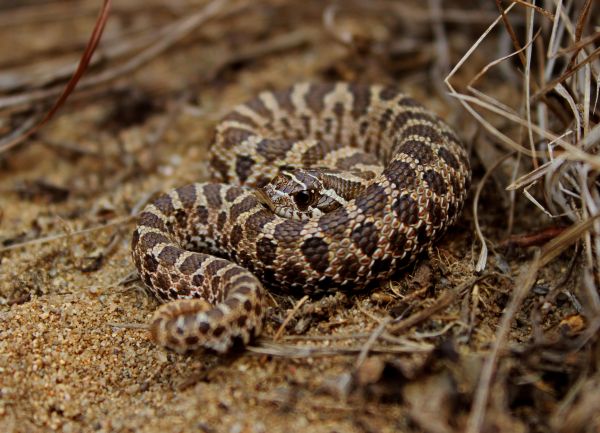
(131, 82), (471, 353)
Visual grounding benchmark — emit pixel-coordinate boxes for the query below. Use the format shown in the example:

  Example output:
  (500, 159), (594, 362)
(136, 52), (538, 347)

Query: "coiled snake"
(131, 82), (471, 353)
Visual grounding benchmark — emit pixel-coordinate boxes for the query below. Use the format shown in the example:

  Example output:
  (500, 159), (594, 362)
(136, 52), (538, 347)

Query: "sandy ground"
(1, 1), (595, 433)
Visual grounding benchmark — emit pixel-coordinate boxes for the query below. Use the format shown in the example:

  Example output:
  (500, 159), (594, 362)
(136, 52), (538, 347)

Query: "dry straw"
(445, 2), (599, 431)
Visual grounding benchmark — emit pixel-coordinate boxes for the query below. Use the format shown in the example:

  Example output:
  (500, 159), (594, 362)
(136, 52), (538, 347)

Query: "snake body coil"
(131, 82), (471, 353)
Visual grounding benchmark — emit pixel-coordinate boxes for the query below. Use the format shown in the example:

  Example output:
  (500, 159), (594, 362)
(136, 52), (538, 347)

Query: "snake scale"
(131, 82), (471, 353)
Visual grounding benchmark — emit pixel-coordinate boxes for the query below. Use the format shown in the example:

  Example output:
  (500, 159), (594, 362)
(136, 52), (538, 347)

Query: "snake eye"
(293, 190), (313, 208)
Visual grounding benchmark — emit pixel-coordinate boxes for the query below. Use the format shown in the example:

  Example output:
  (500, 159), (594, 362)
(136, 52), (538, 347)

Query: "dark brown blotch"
(229, 224), (243, 248)
(301, 140), (332, 166)
(355, 184), (387, 216)
(179, 254), (206, 275)
(155, 272), (171, 289)
(255, 138), (295, 162)
(324, 117), (333, 135)
(359, 120), (369, 137)
(212, 326), (226, 338)
(384, 160), (418, 191)
(217, 211), (227, 231)
(349, 83), (371, 119)
(185, 335), (199, 346)
(158, 246), (182, 266)
(198, 322), (210, 334)
(234, 283), (254, 295)
(203, 184), (223, 208)
(256, 237), (277, 266)
(174, 209), (187, 229)
(379, 86), (401, 101)
(206, 259), (229, 276)
(378, 108), (394, 133)
(402, 124), (442, 144)
(370, 257), (392, 275)
(143, 254), (159, 273)
(140, 232), (170, 250)
(300, 237), (330, 273)
(223, 267), (244, 282)
(236, 315), (247, 327)
(333, 102), (344, 119)
(192, 274), (204, 287)
(423, 169), (447, 195)
(153, 194), (175, 215)
(397, 96), (421, 107)
(235, 155), (255, 183)
(229, 196), (258, 221)
(335, 152), (378, 171)
(225, 187), (245, 203)
(139, 211), (167, 232)
(246, 210), (277, 232)
(416, 224), (429, 245)
(196, 206), (209, 225)
(210, 156), (230, 181)
(392, 195), (419, 225)
(246, 95), (273, 121)
(337, 254), (360, 281)
(274, 220), (305, 243)
(221, 128), (256, 148)
(428, 200), (445, 227)
(395, 140), (435, 164)
(176, 184), (197, 208)
(305, 83), (336, 114)
(389, 230), (407, 252)
(176, 280), (191, 296)
(438, 147), (460, 170)
(318, 208), (349, 238)
(273, 87), (296, 114)
(351, 222), (378, 256)
(223, 110), (258, 128)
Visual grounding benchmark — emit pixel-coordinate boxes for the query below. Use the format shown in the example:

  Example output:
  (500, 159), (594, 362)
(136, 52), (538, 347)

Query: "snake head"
(258, 167), (345, 220)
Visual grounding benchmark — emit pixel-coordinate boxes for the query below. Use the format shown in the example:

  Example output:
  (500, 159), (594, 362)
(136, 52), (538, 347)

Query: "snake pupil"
(293, 190), (312, 208)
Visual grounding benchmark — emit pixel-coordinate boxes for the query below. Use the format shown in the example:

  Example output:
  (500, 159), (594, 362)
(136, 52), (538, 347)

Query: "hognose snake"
(131, 82), (471, 353)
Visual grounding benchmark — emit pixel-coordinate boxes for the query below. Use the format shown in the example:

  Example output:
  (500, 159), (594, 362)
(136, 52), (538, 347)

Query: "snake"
(131, 82), (471, 353)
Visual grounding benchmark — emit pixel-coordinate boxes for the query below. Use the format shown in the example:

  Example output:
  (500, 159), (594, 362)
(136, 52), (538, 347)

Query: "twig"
(499, 226), (568, 249)
(539, 214), (600, 268)
(354, 316), (392, 369)
(273, 295), (309, 341)
(0, 216), (134, 253)
(388, 274), (492, 335)
(0, 0), (234, 155)
(472, 152), (516, 272)
(0, 0), (112, 153)
(466, 252), (541, 433)
(108, 322), (149, 330)
(533, 46), (600, 100)
(247, 340), (431, 358)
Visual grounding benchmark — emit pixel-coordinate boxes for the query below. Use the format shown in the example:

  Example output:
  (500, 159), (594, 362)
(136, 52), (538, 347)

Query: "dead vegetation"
(0, 1), (599, 432)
